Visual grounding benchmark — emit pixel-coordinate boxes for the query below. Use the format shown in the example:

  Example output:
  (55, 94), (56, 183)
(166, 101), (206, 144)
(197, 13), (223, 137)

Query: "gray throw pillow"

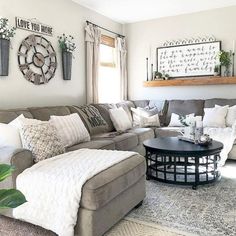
(71, 105), (108, 135)
(20, 122), (65, 162)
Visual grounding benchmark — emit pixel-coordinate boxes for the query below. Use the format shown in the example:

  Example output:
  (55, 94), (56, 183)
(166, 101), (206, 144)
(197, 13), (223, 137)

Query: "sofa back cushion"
(204, 98), (236, 108)
(132, 100), (149, 108)
(166, 100), (204, 125)
(116, 101), (135, 122)
(92, 103), (117, 132)
(28, 106), (71, 121)
(68, 105), (108, 135)
(0, 109), (33, 123)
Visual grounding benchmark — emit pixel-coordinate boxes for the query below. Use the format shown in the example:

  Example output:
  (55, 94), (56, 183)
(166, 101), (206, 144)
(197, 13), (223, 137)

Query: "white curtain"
(85, 24), (101, 104)
(116, 37), (128, 101)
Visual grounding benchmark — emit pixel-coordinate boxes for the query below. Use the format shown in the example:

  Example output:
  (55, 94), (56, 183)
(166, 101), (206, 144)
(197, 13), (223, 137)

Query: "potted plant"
(155, 71), (163, 80)
(0, 164), (26, 209)
(163, 73), (170, 80)
(0, 18), (16, 76)
(58, 34), (76, 80)
(214, 65), (220, 76)
(218, 50), (232, 77)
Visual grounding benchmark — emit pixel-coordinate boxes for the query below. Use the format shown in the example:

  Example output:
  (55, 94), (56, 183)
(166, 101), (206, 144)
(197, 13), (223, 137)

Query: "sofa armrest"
(0, 146), (33, 188)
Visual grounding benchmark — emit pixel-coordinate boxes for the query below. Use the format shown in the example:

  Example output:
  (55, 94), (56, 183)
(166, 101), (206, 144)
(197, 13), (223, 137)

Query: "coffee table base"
(145, 151), (221, 189)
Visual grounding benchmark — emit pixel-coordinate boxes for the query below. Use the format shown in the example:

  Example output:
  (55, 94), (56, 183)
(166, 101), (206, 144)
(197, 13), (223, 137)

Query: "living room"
(0, 0), (236, 235)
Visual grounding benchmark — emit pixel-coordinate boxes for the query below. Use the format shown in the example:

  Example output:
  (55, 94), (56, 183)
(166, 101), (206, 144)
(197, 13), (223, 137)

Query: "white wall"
(0, 0), (122, 108)
(125, 6), (236, 100)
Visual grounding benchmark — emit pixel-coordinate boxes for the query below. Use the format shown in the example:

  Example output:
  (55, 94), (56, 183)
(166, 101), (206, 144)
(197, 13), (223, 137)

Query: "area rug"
(127, 163), (236, 236)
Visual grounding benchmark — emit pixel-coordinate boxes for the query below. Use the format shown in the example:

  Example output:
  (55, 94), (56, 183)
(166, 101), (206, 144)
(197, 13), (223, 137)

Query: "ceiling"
(72, 0), (236, 23)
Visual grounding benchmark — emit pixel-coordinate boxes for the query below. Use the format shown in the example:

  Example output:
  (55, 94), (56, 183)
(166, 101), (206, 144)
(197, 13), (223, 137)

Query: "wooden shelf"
(143, 76), (236, 87)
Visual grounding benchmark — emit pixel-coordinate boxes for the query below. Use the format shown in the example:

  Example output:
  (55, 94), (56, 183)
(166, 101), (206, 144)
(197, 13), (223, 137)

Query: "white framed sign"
(157, 41), (221, 78)
(15, 17), (53, 36)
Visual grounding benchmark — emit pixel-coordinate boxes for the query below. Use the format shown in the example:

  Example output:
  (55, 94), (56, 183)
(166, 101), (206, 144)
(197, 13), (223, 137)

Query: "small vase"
(0, 38), (10, 76)
(223, 67), (230, 77)
(62, 51), (72, 80)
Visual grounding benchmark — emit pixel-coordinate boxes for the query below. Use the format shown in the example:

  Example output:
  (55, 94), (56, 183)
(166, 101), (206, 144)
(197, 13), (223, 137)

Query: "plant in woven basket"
(0, 164), (26, 209)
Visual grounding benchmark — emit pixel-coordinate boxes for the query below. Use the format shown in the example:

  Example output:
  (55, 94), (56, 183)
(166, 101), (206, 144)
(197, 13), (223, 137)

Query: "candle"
(233, 40), (235, 53)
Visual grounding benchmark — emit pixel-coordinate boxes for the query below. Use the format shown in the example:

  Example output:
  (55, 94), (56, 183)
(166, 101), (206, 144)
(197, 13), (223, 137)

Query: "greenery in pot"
(58, 34), (76, 53)
(155, 71), (163, 79)
(0, 164), (26, 209)
(214, 65), (220, 76)
(163, 73), (170, 80)
(218, 50), (232, 76)
(0, 18), (16, 40)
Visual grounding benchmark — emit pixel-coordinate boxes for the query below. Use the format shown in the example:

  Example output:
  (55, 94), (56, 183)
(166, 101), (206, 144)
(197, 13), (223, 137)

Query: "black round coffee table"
(143, 137), (223, 189)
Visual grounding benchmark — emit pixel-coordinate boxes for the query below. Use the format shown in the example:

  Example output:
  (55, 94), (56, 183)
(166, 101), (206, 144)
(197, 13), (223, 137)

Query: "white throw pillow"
(131, 107), (160, 127)
(215, 105), (236, 127)
(109, 107), (132, 132)
(168, 113), (195, 127)
(0, 123), (22, 148)
(203, 106), (228, 128)
(50, 113), (90, 147)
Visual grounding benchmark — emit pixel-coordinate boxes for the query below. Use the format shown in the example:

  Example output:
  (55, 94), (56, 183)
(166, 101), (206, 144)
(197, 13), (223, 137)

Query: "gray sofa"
(0, 98), (236, 236)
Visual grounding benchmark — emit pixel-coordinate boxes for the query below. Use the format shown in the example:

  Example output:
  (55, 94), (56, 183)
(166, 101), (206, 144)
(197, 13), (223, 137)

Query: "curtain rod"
(86, 20), (125, 38)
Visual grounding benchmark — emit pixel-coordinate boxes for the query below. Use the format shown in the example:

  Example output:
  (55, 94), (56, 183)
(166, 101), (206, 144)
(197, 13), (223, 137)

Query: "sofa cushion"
(155, 127), (183, 137)
(80, 154), (146, 210)
(128, 128), (155, 144)
(92, 132), (138, 151)
(204, 98), (236, 108)
(0, 109), (33, 124)
(28, 106), (71, 121)
(66, 140), (115, 152)
(68, 105), (108, 135)
(166, 100), (204, 125)
(92, 103), (116, 132)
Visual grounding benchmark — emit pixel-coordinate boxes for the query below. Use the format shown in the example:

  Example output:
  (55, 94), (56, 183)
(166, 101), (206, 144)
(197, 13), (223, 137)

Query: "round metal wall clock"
(18, 34), (57, 85)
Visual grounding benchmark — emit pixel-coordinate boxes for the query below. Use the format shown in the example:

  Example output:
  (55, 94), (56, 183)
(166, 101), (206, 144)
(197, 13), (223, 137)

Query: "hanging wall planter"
(62, 51), (72, 80)
(0, 18), (16, 76)
(58, 34), (76, 80)
(0, 39), (10, 76)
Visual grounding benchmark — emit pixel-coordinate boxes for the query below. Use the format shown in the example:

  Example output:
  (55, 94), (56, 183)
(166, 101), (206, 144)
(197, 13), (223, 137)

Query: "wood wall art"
(18, 34), (57, 85)
(157, 41), (221, 78)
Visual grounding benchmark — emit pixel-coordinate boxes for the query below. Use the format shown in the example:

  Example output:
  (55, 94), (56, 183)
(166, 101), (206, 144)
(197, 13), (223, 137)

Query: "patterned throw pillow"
(20, 122), (65, 162)
(71, 105), (108, 135)
(50, 113), (90, 147)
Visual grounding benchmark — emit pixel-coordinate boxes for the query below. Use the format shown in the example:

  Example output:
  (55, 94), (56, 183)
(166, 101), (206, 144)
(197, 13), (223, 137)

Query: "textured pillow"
(203, 106), (228, 128)
(71, 105), (108, 135)
(20, 122), (65, 162)
(109, 107), (132, 132)
(50, 113), (90, 147)
(215, 105), (236, 127)
(168, 113), (195, 127)
(131, 107), (160, 127)
(0, 123), (22, 148)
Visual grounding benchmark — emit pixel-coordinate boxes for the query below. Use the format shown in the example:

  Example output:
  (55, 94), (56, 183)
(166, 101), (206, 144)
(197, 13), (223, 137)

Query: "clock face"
(18, 34), (57, 85)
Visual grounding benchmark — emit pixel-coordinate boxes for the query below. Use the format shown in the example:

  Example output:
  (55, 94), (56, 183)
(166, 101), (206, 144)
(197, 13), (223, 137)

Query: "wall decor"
(157, 41), (221, 78)
(0, 18), (16, 76)
(58, 34), (76, 80)
(18, 34), (57, 85)
(15, 17), (53, 36)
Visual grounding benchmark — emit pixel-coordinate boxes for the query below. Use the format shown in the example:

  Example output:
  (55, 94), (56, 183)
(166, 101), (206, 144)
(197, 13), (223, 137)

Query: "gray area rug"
(128, 162), (236, 236)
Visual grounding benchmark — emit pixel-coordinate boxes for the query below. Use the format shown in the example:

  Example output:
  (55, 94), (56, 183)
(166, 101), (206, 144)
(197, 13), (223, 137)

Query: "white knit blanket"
(13, 149), (137, 236)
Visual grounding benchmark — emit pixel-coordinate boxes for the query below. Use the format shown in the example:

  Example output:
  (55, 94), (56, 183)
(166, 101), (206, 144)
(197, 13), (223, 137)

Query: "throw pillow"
(215, 105), (236, 127)
(168, 113), (195, 127)
(20, 122), (65, 162)
(50, 113), (90, 147)
(0, 123), (22, 148)
(71, 105), (108, 135)
(131, 107), (160, 127)
(203, 106), (228, 128)
(109, 107), (132, 132)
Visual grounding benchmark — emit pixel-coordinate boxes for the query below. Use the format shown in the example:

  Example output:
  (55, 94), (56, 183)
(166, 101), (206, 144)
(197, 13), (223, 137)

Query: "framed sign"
(157, 41), (221, 78)
(15, 17), (53, 36)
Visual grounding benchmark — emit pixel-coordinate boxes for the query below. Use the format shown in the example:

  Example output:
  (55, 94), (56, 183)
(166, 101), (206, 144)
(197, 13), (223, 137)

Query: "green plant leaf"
(0, 189), (27, 209)
(0, 164), (15, 182)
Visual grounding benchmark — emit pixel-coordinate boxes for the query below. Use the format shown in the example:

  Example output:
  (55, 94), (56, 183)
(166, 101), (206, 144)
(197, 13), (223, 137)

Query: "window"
(98, 35), (120, 103)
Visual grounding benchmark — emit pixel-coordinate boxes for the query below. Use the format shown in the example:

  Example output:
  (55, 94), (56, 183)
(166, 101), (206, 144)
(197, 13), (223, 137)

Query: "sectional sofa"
(0, 98), (236, 236)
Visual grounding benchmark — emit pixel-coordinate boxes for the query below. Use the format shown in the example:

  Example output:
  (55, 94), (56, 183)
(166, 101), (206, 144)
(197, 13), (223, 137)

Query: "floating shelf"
(143, 76), (236, 87)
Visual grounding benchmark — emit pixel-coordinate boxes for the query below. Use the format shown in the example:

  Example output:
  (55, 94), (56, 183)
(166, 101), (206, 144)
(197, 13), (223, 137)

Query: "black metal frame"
(145, 148), (221, 190)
